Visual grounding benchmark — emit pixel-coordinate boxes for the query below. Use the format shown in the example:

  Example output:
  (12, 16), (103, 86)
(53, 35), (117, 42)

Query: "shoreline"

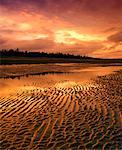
(1, 56), (122, 65)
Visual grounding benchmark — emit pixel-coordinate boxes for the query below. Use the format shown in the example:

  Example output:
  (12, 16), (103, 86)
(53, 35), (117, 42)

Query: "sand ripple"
(0, 71), (122, 149)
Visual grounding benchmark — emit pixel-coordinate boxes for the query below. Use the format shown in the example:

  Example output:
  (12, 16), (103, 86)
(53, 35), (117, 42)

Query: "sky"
(0, 0), (122, 58)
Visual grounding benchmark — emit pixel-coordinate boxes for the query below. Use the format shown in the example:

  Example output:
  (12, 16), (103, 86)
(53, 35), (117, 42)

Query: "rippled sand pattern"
(0, 71), (122, 149)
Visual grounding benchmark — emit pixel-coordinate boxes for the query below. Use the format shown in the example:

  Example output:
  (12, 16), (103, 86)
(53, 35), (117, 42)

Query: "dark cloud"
(0, 29), (16, 34)
(102, 27), (119, 33)
(1, 0), (122, 16)
(0, 0), (47, 12)
(0, 38), (7, 45)
(1, 38), (55, 50)
(82, 0), (122, 12)
(1, 0), (122, 29)
(108, 32), (122, 43)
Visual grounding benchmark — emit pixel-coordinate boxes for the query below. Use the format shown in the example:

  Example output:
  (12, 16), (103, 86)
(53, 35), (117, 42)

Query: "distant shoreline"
(1, 56), (122, 65)
(1, 49), (122, 65)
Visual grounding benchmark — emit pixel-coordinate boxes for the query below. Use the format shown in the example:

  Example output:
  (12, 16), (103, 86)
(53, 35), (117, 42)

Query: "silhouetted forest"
(1, 48), (122, 65)
(0, 48), (94, 59)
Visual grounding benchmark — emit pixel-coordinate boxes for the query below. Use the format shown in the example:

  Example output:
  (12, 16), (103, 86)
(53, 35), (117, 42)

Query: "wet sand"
(0, 65), (122, 149)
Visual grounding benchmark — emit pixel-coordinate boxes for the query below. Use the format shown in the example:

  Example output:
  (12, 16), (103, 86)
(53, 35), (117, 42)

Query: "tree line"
(0, 48), (93, 59)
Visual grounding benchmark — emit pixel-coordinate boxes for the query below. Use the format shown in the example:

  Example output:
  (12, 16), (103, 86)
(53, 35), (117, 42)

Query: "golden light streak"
(55, 30), (105, 44)
(19, 34), (48, 40)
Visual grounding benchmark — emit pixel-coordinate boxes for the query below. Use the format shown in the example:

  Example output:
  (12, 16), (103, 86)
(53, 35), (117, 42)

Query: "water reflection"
(2, 71), (69, 79)
(0, 64), (122, 96)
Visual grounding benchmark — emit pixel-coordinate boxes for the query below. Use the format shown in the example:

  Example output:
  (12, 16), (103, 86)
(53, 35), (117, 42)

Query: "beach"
(0, 64), (122, 149)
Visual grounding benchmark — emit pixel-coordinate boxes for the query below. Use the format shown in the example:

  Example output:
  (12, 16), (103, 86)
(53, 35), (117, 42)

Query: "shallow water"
(0, 64), (121, 96)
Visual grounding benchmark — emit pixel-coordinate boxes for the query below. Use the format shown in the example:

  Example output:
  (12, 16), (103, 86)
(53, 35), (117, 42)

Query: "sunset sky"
(0, 0), (122, 58)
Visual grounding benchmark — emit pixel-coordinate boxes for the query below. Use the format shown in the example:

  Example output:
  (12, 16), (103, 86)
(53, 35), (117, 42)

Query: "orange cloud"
(0, 0), (122, 58)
